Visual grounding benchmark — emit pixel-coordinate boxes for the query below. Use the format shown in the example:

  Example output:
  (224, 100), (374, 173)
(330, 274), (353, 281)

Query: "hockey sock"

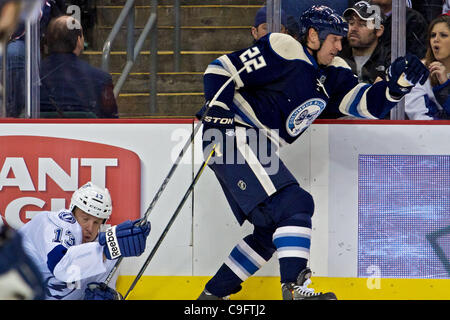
(205, 264), (242, 297)
(206, 235), (273, 297)
(273, 226), (311, 283)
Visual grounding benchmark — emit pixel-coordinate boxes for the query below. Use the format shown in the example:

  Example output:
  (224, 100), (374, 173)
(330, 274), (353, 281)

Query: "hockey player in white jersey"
(196, 5), (429, 300)
(18, 181), (151, 300)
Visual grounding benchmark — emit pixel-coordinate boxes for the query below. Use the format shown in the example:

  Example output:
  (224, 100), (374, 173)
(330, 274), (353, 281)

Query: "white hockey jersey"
(405, 78), (449, 120)
(18, 210), (117, 300)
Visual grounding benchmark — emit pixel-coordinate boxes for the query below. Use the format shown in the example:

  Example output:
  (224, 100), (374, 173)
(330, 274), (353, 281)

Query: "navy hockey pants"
(202, 125), (315, 297)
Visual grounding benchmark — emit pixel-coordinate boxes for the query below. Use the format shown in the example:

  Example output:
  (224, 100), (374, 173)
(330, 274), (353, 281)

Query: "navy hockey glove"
(387, 54), (429, 98)
(99, 219), (151, 260)
(84, 282), (122, 300)
(201, 104), (235, 130)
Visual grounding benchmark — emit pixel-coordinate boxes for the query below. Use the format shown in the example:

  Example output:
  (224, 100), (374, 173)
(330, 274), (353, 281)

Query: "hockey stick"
(122, 144), (217, 300)
(103, 65), (247, 285)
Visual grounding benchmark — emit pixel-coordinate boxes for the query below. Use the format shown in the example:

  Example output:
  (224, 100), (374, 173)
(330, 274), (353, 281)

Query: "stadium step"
(85, 0), (265, 117)
(111, 72), (203, 93)
(91, 26), (253, 52)
(117, 92), (204, 117)
(81, 50), (228, 73)
(97, 5), (263, 28)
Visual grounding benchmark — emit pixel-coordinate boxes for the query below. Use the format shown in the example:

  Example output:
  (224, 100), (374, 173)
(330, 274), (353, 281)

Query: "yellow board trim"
(116, 276), (450, 300)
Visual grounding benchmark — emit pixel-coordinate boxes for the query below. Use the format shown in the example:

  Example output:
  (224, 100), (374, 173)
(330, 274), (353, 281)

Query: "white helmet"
(69, 182), (112, 220)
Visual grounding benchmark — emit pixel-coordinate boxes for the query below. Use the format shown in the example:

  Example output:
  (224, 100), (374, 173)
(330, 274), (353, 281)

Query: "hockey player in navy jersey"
(196, 5), (429, 300)
(0, 225), (45, 299)
(18, 182), (151, 299)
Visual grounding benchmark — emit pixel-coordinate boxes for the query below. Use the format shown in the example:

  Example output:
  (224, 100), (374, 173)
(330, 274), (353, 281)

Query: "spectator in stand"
(444, 0), (450, 13)
(1, 0), (65, 118)
(405, 13), (450, 119)
(251, 6), (288, 42)
(340, 1), (391, 84)
(40, 15), (118, 118)
(370, 0), (429, 59)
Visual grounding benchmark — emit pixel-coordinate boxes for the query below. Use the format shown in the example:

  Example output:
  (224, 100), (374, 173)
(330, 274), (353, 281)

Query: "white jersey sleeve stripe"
(338, 83), (377, 118)
(357, 87), (378, 119)
(204, 64), (232, 77)
(218, 55), (244, 89)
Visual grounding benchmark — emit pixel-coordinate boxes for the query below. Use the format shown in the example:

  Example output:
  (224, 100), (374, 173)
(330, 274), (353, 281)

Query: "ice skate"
(197, 289), (230, 300)
(281, 268), (337, 300)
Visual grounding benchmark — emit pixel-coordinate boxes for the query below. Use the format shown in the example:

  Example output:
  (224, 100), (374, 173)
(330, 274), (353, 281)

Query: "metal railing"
(390, 0), (407, 120)
(101, 0), (159, 114)
(174, 0), (181, 72)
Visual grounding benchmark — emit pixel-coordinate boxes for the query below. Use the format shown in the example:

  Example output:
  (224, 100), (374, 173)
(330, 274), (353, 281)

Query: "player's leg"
(198, 224), (276, 300)
(198, 124), (298, 299)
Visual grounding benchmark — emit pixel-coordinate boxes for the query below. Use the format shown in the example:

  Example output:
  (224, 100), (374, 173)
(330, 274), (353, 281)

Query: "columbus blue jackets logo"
(286, 99), (326, 137)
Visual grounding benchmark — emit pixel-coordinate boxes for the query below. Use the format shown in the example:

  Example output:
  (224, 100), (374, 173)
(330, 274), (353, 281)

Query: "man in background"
(251, 6), (289, 42)
(340, 1), (391, 84)
(40, 15), (118, 118)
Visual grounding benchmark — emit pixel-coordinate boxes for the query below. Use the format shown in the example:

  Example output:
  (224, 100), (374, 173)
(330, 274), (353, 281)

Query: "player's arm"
(327, 54), (429, 119)
(48, 219), (150, 283)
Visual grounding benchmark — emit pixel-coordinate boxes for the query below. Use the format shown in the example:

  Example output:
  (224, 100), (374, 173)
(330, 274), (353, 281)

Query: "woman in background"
(405, 13), (450, 119)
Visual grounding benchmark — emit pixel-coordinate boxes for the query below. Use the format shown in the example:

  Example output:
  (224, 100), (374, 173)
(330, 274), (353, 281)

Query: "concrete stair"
(80, 0), (265, 118)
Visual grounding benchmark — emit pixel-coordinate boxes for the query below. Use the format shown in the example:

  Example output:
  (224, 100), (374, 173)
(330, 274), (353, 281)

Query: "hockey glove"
(84, 282), (122, 300)
(201, 104), (235, 130)
(386, 54), (429, 98)
(99, 219), (151, 260)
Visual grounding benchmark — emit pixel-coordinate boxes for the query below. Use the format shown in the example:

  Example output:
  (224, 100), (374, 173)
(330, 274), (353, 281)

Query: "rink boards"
(1, 119), (449, 300)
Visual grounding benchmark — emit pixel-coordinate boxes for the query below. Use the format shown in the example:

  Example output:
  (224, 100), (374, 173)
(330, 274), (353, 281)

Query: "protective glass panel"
(1, 0), (446, 119)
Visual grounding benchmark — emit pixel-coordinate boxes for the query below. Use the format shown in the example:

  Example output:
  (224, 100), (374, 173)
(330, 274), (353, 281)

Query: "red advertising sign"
(0, 136), (141, 228)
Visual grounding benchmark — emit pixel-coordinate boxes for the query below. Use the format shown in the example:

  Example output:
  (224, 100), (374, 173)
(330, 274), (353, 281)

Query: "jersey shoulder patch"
(48, 210), (77, 228)
(268, 33), (312, 64)
(58, 211), (76, 224)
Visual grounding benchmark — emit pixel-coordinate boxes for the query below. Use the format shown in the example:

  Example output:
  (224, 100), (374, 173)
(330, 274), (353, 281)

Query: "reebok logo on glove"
(105, 226), (121, 259)
(99, 219), (151, 260)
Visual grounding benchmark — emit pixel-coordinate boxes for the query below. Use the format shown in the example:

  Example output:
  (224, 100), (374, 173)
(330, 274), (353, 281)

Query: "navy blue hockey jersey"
(201, 33), (401, 145)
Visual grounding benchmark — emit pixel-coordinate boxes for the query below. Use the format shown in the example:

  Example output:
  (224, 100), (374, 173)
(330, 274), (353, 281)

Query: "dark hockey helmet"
(299, 5), (348, 41)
